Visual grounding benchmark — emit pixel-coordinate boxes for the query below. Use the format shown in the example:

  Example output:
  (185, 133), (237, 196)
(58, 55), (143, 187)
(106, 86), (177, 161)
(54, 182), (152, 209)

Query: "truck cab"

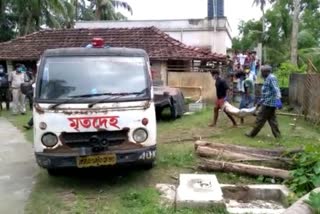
(33, 38), (156, 175)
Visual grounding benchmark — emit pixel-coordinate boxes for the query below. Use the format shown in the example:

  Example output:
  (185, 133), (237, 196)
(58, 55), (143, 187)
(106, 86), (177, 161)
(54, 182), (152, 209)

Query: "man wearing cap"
(8, 64), (27, 115)
(246, 65), (282, 138)
(209, 70), (237, 127)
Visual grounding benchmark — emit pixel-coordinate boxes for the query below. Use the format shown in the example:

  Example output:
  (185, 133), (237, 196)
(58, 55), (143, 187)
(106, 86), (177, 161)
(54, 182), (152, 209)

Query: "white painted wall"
(167, 30), (230, 54)
(75, 18), (232, 54)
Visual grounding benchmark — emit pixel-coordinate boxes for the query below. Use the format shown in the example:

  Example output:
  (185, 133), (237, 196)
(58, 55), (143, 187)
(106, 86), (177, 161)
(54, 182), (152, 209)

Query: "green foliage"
(0, 0), (132, 38)
(232, 20), (263, 51)
(0, 0), (15, 42)
(286, 144), (320, 197)
(305, 191), (320, 214)
(234, 0), (320, 69)
(299, 48), (320, 72)
(275, 61), (305, 87)
(285, 192), (299, 206)
(298, 30), (318, 49)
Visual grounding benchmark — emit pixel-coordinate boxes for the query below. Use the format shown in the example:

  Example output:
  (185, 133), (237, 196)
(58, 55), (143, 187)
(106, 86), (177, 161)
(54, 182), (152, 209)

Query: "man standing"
(238, 51), (247, 70)
(209, 70), (237, 127)
(246, 65), (282, 138)
(240, 69), (255, 124)
(0, 65), (10, 110)
(9, 64), (27, 115)
(21, 68), (34, 110)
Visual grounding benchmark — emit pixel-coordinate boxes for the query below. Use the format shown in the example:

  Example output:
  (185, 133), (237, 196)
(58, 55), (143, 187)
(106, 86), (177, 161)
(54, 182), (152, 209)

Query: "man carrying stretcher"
(208, 70), (237, 127)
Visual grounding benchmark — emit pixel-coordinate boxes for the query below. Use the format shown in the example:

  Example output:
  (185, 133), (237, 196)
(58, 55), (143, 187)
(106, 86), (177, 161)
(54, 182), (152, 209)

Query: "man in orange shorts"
(209, 70), (237, 127)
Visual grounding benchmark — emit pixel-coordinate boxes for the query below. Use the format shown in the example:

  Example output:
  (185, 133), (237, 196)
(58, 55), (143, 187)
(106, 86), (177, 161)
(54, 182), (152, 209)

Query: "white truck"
(33, 38), (157, 175)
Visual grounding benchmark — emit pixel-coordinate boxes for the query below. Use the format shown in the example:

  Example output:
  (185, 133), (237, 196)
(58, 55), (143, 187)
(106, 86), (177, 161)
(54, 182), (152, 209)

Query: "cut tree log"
(283, 187), (320, 214)
(198, 159), (292, 179)
(277, 112), (302, 117)
(196, 145), (252, 160)
(195, 141), (302, 157)
(196, 145), (292, 168)
(195, 145), (292, 162)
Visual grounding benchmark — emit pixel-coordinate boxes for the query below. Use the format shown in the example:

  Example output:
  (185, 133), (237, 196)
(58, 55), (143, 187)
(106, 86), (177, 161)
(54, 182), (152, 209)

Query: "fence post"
(303, 71), (315, 121)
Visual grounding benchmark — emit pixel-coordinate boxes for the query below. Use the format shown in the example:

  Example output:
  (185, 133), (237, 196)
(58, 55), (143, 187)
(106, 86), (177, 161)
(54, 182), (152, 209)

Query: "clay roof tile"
(0, 27), (225, 62)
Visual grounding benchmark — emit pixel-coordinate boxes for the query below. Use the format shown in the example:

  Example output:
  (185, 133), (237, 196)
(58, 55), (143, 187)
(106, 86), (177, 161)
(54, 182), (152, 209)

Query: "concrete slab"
(176, 174), (224, 208)
(221, 184), (289, 214)
(0, 118), (38, 214)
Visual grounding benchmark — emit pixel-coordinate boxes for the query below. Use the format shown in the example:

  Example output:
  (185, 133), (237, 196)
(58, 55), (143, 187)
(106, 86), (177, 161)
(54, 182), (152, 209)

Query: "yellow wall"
(168, 72), (216, 104)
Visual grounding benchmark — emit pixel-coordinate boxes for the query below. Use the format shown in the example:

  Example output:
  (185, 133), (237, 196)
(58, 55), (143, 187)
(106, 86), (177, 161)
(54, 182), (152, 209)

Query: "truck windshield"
(38, 56), (148, 101)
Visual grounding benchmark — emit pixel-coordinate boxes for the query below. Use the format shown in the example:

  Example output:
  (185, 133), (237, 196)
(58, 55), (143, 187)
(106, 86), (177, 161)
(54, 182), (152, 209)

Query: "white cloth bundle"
(222, 101), (256, 118)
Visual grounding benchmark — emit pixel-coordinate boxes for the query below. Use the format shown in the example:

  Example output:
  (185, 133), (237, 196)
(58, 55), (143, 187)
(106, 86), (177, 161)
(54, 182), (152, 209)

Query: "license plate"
(77, 154), (116, 168)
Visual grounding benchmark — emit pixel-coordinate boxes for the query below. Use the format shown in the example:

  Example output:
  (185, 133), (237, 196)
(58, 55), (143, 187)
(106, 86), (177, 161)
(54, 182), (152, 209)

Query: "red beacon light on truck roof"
(91, 37), (105, 48)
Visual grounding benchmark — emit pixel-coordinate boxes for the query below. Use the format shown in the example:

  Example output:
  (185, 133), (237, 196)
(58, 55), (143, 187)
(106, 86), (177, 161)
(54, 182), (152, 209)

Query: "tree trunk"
(196, 146), (254, 160)
(198, 159), (291, 179)
(95, 0), (102, 20)
(0, 0), (5, 20)
(75, 0), (78, 21)
(194, 141), (302, 157)
(196, 145), (291, 168)
(291, 0), (300, 66)
(262, 9), (267, 64)
(24, 15), (33, 36)
(283, 187), (320, 214)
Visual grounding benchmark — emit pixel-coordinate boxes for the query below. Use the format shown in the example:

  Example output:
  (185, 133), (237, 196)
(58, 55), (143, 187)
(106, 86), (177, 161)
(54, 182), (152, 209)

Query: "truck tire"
(170, 98), (177, 119)
(47, 169), (62, 176)
(156, 107), (163, 120)
(142, 161), (155, 170)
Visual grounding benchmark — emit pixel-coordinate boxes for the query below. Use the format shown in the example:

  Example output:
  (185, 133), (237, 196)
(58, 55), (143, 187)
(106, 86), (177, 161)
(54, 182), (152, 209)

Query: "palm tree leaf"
(111, 0), (132, 14)
(252, 0), (266, 11)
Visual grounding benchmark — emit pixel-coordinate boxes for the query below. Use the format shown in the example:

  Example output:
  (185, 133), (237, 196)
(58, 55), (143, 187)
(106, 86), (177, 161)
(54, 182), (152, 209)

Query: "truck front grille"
(60, 130), (128, 148)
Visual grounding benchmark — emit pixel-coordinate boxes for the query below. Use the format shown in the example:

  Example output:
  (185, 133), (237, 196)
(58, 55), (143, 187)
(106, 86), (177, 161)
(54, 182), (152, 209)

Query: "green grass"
(2, 107), (320, 213)
(159, 106), (320, 149)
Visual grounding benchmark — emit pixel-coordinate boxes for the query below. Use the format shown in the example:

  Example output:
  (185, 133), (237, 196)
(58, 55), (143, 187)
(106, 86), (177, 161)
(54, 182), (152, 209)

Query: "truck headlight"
(133, 128), (148, 143)
(41, 133), (58, 147)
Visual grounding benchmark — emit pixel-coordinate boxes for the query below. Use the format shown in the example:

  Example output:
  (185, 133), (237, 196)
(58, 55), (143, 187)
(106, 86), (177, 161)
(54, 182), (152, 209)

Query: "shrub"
(275, 61), (306, 87)
(286, 144), (320, 197)
(305, 191), (320, 213)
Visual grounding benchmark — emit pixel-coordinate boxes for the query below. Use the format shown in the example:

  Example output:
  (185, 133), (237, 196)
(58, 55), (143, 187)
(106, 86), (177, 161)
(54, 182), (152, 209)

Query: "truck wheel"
(47, 169), (62, 176)
(170, 99), (177, 119)
(142, 161), (155, 170)
(156, 107), (163, 120)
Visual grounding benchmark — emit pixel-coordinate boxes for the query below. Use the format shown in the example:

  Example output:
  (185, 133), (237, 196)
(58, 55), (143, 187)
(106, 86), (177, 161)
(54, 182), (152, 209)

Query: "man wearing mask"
(9, 64), (27, 115)
(246, 65), (282, 138)
(21, 68), (34, 110)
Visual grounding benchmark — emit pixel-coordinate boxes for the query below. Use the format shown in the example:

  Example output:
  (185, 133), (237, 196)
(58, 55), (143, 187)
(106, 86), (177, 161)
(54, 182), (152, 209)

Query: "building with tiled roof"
(0, 27), (226, 84)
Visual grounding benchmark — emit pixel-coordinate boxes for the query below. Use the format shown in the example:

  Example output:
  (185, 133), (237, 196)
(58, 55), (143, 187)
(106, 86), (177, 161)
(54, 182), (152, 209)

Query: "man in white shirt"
(8, 64), (27, 115)
(238, 52), (247, 69)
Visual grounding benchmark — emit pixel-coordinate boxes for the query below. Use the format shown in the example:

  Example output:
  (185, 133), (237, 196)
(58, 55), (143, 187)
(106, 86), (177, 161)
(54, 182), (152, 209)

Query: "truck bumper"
(35, 146), (156, 169)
